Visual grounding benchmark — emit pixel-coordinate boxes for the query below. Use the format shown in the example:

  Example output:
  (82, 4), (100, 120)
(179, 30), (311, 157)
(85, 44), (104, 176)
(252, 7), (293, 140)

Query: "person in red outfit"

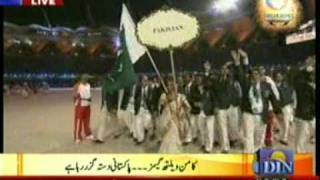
(73, 74), (95, 144)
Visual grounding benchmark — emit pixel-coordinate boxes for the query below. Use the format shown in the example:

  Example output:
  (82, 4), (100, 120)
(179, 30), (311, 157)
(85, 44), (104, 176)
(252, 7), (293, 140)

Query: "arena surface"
(3, 90), (315, 155)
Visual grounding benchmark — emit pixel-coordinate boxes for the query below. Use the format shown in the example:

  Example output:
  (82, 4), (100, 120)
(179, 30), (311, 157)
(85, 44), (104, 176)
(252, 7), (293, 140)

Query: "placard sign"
(136, 8), (200, 50)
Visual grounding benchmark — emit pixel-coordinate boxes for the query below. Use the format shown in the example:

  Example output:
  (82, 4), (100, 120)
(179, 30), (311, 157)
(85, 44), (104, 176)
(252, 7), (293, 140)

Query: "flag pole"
(169, 48), (177, 95)
(145, 48), (168, 93)
(168, 48), (182, 139)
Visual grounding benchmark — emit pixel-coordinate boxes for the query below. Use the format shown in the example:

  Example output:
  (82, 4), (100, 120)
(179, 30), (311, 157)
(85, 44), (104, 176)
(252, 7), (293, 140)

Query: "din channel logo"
(253, 148), (294, 177)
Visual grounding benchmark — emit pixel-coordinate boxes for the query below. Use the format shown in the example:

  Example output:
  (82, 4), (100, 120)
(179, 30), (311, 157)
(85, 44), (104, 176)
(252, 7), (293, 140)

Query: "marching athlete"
(232, 49), (279, 153)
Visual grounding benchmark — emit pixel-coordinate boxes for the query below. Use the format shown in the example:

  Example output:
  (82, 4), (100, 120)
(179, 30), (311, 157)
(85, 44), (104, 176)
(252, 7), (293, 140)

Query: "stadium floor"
(3, 90), (315, 156)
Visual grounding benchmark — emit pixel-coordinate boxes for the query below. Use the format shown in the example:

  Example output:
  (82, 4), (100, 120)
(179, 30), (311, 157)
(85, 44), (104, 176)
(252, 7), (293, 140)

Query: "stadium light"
(211, 0), (240, 14)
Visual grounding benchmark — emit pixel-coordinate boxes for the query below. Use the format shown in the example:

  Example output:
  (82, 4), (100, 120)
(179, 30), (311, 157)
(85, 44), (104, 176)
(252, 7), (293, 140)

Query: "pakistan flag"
(102, 4), (146, 102)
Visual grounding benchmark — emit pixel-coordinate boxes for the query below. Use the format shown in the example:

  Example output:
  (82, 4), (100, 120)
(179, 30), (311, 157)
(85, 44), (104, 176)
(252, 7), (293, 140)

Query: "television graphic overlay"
(1, 0), (317, 179)
(256, 0), (303, 32)
(0, 0), (63, 6)
(254, 148), (294, 177)
(0, 0), (22, 6)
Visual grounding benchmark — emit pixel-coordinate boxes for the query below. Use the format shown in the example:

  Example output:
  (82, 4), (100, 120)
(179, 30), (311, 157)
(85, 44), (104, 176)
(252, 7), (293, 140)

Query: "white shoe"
(311, 138), (315, 144)
(75, 139), (81, 144)
(85, 135), (95, 140)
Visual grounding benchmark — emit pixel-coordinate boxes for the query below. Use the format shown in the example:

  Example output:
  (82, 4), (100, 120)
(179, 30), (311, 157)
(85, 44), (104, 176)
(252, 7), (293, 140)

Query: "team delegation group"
(73, 49), (315, 154)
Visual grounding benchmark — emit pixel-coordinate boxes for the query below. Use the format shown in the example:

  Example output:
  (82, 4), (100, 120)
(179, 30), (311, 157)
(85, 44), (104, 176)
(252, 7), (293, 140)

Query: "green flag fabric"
(113, 30), (137, 88)
(101, 30), (137, 109)
(101, 4), (146, 109)
(104, 29), (138, 94)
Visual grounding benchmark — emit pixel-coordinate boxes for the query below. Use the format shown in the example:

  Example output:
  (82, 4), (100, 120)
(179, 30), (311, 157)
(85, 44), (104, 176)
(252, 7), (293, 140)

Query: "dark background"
(3, 0), (316, 74)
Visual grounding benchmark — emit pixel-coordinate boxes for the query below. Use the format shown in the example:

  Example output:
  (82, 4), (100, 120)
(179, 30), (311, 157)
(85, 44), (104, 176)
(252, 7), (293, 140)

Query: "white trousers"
(197, 111), (206, 146)
(214, 117), (221, 144)
(153, 113), (162, 141)
(126, 103), (136, 134)
(96, 107), (123, 141)
(185, 114), (200, 143)
(295, 118), (311, 153)
(143, 111), (153, 131)
(309, 118), (315, 141)
(118, 110), (134, 134)
(242, 112), (266, 153)
(96, 107), (109, 141)
(204, 115), (215, 152)
(227, 106), (240, 141)
(216, 109), (230, 151)
(280, 105), (293, 142)
(133, 108), (151, 142)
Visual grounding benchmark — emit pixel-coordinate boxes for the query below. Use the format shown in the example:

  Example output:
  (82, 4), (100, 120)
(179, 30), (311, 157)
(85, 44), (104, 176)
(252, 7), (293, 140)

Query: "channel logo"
(264, 0), (294, 25)
(253, 148), (294, 176)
